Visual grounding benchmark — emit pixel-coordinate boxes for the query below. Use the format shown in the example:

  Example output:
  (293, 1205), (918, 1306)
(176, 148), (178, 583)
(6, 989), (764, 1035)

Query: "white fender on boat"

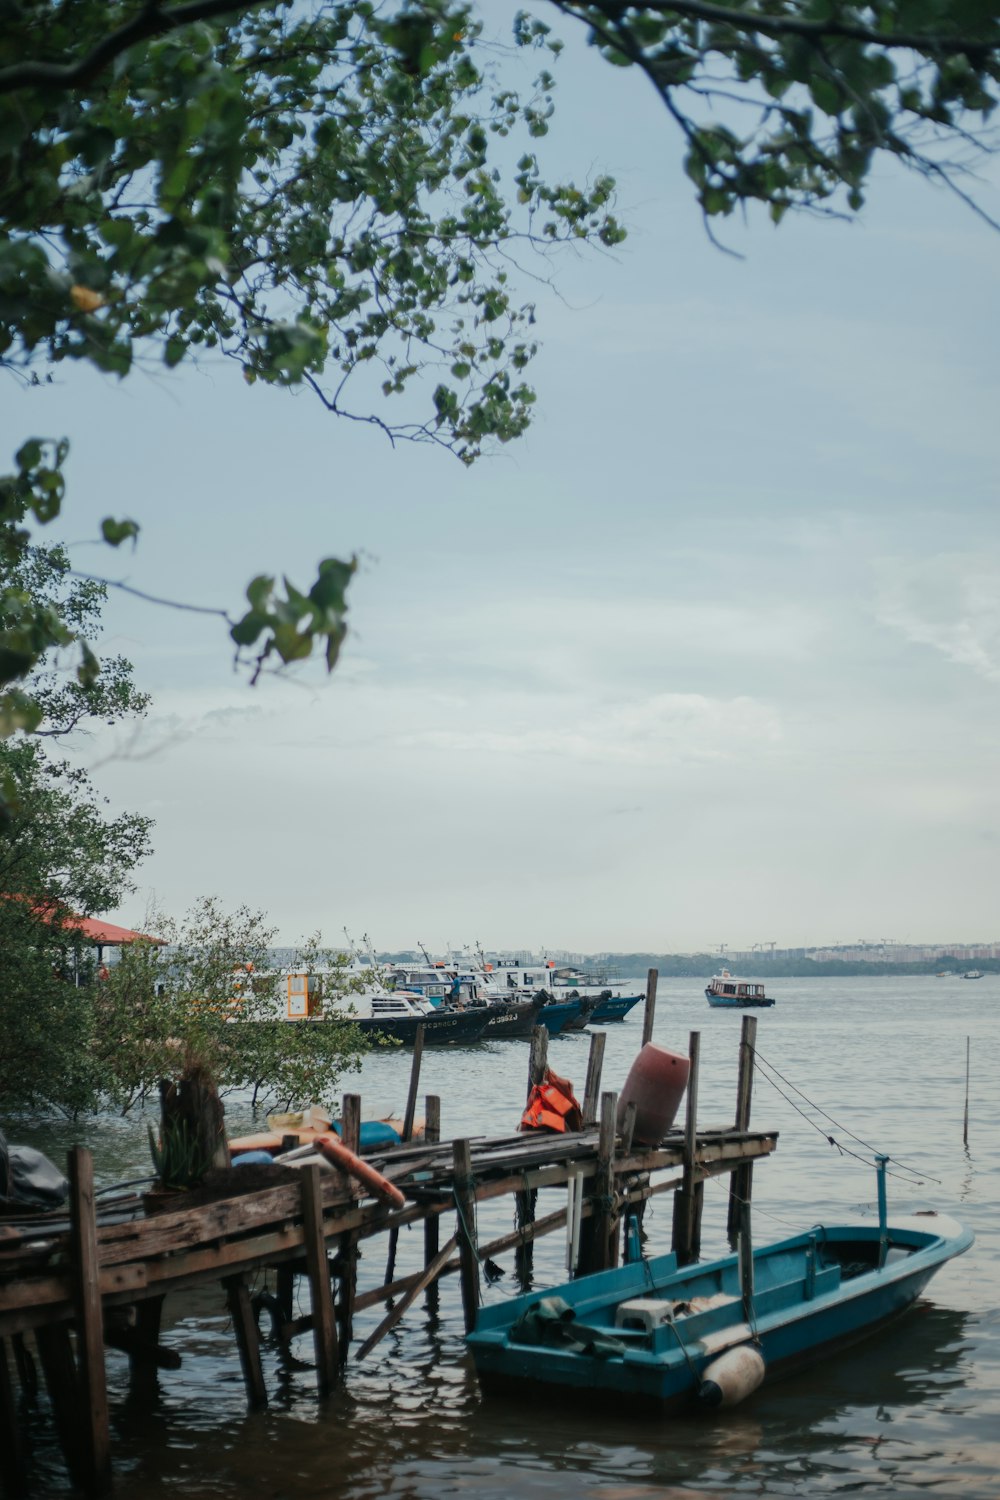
(698, 1344), (766, 1408)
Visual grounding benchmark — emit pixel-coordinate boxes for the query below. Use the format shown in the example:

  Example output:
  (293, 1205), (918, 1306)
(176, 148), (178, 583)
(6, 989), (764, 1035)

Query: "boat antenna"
(342, 926), (358, 959)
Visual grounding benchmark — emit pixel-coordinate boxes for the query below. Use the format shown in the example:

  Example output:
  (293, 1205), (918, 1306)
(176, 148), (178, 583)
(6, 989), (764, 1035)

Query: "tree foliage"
(2, 0), (999, 738)
(92, 901), (370, 1115)
(555, 1), (1000, 230)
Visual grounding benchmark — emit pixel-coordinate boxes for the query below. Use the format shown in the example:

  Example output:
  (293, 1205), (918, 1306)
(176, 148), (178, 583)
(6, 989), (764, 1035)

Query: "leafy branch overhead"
(3, 0), (1000, 734)
(555, 1), (1000, 227)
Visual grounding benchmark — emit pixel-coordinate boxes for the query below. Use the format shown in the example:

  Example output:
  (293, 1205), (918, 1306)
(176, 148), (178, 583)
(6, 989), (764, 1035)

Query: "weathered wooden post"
(642, 967), (659, 1047)
(452, 1139), (480, 1333)
(300, 1164), (339, 1394)
(0, 1337), (26, 1496)
(671, 1031), (702, 1265)
(385, 1029), (425, 1285)
(727, 1015), (758, 1247)
(69, 1145), (111, 1496)
(582, 1030), (606, 1127)
(338, 1093), (362, 1353)
(423, 1094), (441, 1286)
(225, 1274), (267, 1411)
(579, 1092), (618, 1275)
(515, 1025), (548, 1287)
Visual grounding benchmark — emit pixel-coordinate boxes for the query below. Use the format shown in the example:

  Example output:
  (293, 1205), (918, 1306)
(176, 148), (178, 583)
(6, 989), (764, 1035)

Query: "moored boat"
(468, 1203), (972, 1414)
(963, 970), (983, 980)
(705, 969), (775, 1008)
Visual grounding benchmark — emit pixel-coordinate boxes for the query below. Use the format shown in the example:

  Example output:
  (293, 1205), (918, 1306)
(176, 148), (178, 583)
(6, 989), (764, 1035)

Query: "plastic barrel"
(616, 1043), (690, 1144)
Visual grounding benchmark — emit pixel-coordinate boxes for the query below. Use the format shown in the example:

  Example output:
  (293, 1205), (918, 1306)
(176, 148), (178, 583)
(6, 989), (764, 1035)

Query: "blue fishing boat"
(590, 991), (644, 1023)
(468, 1172), (972, 1414)
(537, 997), (584, 1036)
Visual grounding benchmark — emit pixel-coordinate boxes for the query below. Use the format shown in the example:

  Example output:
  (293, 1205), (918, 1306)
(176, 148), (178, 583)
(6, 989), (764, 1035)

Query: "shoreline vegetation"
(594, 955), (1000, 979)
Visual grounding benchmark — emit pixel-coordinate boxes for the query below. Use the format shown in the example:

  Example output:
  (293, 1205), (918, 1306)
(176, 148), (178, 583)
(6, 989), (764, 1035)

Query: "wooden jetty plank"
(68, 1146), (111, 1496)
(300, 1165), (339, 1395)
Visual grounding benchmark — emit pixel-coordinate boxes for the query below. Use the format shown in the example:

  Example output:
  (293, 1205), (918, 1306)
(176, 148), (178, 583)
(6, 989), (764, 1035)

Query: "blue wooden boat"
(537, 998), (584, 1036)
(468, 1194), (972, 1414)
(590, 992), (644, 1023)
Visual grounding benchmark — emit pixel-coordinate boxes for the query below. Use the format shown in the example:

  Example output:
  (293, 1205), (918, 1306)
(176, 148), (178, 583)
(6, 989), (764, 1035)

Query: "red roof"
(64, 915), (166, 945)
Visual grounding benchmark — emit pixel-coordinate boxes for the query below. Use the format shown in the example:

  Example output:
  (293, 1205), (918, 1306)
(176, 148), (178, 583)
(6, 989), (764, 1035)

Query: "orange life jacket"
(520, 1067), (583, 1134)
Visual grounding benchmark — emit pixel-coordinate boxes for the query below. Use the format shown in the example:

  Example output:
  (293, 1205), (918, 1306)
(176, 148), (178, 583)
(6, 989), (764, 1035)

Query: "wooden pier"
(0, 1009), (773, 1495)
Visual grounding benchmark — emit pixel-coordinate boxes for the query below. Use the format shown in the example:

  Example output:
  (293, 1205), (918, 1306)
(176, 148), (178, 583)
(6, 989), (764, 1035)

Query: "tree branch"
(0, 0), (268, 95)
(559, 0), (999, 59)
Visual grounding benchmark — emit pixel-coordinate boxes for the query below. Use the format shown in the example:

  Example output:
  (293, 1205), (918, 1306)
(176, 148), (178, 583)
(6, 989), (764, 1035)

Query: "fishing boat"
(468, 1182), (973, 1414)
(705, 969), (775, 1008)
(590, 992), (644, 1023)
(963, 970), (983, 980)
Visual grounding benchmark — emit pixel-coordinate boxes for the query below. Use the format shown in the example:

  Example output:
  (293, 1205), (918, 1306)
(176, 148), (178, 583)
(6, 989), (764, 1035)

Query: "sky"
(20, 6), (1000, 954)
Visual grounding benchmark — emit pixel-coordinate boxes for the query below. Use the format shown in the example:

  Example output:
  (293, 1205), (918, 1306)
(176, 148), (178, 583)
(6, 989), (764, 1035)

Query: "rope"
(752, 1047), (941, 1186)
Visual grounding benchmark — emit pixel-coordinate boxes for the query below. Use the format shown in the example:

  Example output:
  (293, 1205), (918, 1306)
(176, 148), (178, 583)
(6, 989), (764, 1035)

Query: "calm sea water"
(15, 976), (1000, 1499)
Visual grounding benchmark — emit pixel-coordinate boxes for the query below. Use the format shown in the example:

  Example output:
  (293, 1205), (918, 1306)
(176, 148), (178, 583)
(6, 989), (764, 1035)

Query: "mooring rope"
(752, 1047), (941, 1186)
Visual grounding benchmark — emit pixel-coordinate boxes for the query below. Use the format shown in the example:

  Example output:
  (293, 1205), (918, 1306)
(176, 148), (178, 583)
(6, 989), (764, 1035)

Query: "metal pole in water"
(963, 1036), (970, 1147)
(876, 1154), (889, 1268)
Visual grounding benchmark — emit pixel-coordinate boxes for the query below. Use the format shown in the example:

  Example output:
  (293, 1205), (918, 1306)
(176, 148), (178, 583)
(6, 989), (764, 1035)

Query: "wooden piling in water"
(671, 1031), (702, 1265)
(300, 1163), (339, 1394)
(423, 1094), (441, 1284)
(582, 1031), (606, 1127)
(452, 1139), (480, 1333)
(515, 1026), (548, 1286)
(385, 1034), (423, 1285)
(68, 1146), (111, 1496)
(0, 1336), (26, 1496)
(579, 1092), (618, 1275)
(727, 1014), (758, 1247)
(642, 968), (659, 1047)
(225, 1273), (267, 1411)
(339, 1093), (362, 1352)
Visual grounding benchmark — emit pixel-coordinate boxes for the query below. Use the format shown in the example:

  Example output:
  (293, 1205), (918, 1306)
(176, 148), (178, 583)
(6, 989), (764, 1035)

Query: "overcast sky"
(27, 7), (1000, 954)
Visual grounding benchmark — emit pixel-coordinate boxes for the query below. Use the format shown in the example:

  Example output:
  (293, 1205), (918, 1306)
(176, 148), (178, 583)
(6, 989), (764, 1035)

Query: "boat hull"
(590, 993), (644, 1023)
(706, 992), (776, 1008)
(359, 1006), (490, 1045)
(482, 999), (545, 1040)
(469, 1216), (973, 1413)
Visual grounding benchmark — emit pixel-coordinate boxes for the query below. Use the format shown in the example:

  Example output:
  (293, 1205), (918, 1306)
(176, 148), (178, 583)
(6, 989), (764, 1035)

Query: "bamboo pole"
(300, 1164), (339, 1394)
(452, 1139), (480, 1333)
(68, 1146), (111, 1496)
(727, 1015), (758, 1247)
(642, 967), (659, 1047)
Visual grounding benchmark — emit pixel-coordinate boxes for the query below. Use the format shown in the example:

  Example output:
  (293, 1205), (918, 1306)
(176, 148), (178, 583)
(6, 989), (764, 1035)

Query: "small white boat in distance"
(705, 969), (775, 1008)
(963, 969), (983, 980)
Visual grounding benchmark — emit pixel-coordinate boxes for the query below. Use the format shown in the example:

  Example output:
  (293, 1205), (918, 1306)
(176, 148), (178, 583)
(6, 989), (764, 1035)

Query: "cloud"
(876, 555), (1000, 684)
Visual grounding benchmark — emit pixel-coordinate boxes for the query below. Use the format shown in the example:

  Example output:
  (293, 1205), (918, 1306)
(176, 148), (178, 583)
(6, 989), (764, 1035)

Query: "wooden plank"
(224, 1274), (268, 1411)
(355, 1233), (458, 1361)
(300, 1166), (339, 1395)
(68, 1147), (111, 1496)
(641, 967), (659, 1047)
(582, 1031), (606, 1127)
(452, 1140), (480, 1333)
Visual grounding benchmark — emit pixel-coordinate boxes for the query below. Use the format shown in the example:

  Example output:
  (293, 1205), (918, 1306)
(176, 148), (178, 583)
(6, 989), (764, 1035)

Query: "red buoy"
(617, 1043), (690, 1144)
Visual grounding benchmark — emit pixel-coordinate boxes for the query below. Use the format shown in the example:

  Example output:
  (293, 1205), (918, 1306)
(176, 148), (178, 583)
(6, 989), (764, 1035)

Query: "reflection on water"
(10, 977), (1000, 1497)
